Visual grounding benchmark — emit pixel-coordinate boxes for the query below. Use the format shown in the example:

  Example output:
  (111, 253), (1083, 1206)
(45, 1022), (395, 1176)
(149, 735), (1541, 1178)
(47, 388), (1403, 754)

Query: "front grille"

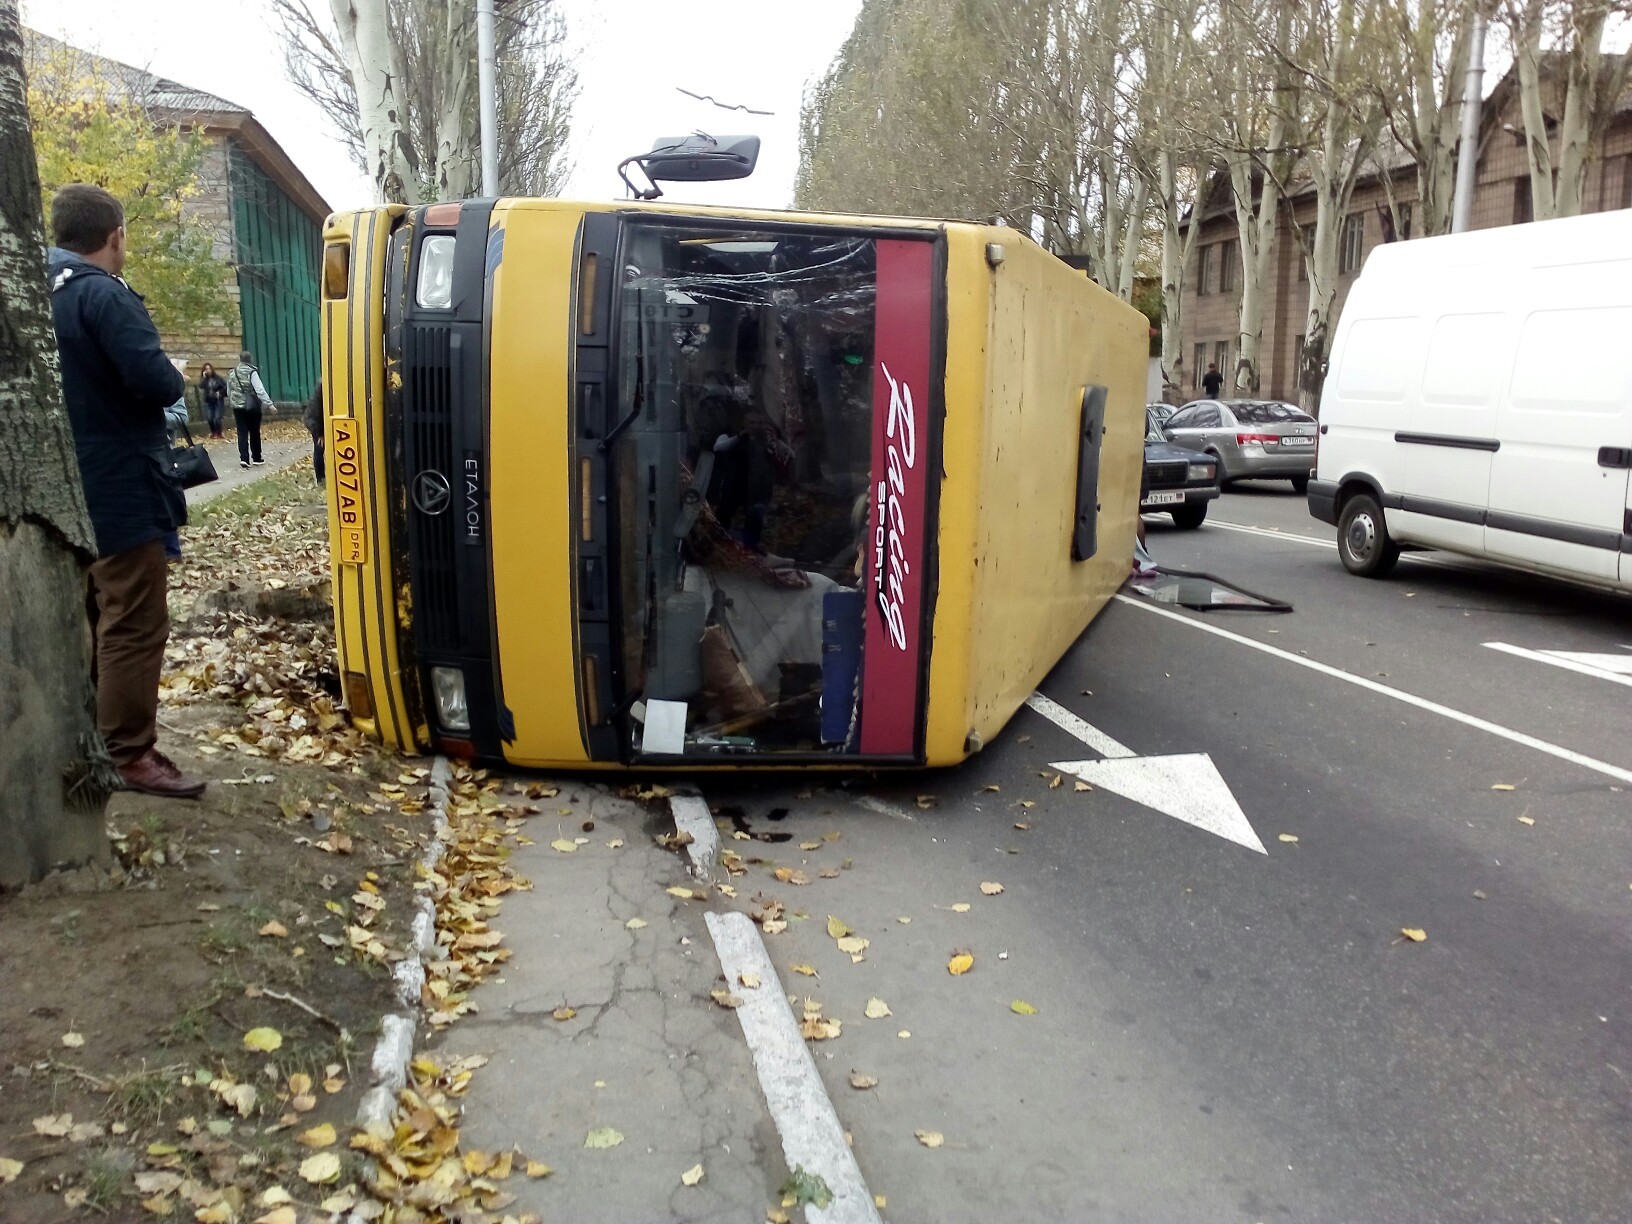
(405, 322), (459, 650)
(1147, 461), (1188, 485)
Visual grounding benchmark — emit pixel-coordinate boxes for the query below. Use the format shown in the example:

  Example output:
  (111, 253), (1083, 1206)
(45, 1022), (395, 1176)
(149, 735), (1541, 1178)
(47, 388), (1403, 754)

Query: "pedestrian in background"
(46, 182), (206, 799)
(198, 361), (226, 437)
(1202, 362), (1223, 398)
(226, 350), (271, 469)
(303, 379), (325, 484)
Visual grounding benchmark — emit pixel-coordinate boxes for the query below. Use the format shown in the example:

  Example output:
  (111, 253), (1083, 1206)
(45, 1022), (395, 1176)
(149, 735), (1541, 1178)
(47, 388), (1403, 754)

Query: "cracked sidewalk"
(428, 782), (792, 1222)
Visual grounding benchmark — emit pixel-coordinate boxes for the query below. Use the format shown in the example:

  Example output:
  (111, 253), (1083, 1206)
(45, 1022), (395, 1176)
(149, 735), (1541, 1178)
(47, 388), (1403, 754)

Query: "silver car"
(1161, 399), (1318, 491)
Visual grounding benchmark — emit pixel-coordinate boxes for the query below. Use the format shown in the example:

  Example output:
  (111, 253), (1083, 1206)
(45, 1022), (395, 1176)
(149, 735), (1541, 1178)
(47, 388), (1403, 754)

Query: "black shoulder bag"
(169, 419), (219, 489)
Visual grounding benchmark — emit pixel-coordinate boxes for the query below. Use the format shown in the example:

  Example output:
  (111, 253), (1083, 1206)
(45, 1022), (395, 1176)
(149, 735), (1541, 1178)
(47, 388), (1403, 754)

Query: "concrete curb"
(355, 755), (452, 1130)
(669, 787), (720, 884)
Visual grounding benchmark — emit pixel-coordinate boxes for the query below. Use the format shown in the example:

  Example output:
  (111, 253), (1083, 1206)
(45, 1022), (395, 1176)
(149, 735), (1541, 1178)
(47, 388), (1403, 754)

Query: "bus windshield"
(611, 222), (893, 757)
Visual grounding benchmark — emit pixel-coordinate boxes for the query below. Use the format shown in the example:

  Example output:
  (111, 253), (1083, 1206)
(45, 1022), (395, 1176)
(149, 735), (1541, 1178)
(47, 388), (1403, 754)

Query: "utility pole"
(1450, 11), (1486, 233)
(477, 0), (499, 196)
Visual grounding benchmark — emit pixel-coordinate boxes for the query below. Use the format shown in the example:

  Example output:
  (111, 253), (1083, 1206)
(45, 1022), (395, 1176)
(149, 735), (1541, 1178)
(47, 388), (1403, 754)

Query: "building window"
(1296, 228), (1313, 281)
(1621, 156), (1632, 210)
(1218, 239), (1238, 294)
(1339, 213), (1365, 274)
(1398, 204), (1413, 241)
(1213, 340), (1230, 384)
(1198, 245), (1214, 295)
(1193, 342), (1206, 390)
(1513, 178), (1532, 225)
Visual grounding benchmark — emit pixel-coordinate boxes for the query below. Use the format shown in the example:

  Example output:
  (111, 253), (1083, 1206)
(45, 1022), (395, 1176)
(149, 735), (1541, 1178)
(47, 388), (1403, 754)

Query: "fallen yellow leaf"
(710, 989), (744, 1009)
(197, 1204), (234, 1224)
(1400, 928), (1427, 943)
(525, 1160), (553, 1178)
(1518, 816), (1535, 826)
(1075, 781), (1092, 792)
(666, 885), (700, 899)
(60, 1032), (84, 1048)
(296, 1123), (336, 1148)
(948, 953), (974, 976)
(1491, 783), (1516, 791)
(897, 1029), (911, 1038)
(584, 1127), (623, 1149)
(298, 1151), (341, 1184)
(0, 1157), (23, 1184)
(849, 1072), (878, 1089)
(800, 840), (822, 851)
(553, 1006), (577, 1021)
(915, 1129), (945, 1148)
(738, 972), (761, 989)
(836, 935), (869, 955)
(949, 903), (971, 914)
(1048, 775), (1063, 789)
(1010, 1000), (1038, 1015)
(242, 1027), (283, 1053)
(626, 917), (648, 929)
(259, 920), (288, 938)
(1278, 834), (1299, 843)
(681, 1163), (705, 1186)
(864, 997), (892, 1019)
(253, 1206), (298, 1224)
(790, 964), (818, 977)
(826, 915), (851, 939)
(980, 882), (1004, 896)
(551, 838), (578, 853)
(287, 1073), (313, 1098)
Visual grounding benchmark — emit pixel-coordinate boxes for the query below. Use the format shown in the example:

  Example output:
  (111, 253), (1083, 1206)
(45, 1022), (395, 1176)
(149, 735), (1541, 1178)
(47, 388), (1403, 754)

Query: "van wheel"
(1337, 493), (1400, 577)
(1290, 475), (1309, 494)
(1170, 502), (1208, 530)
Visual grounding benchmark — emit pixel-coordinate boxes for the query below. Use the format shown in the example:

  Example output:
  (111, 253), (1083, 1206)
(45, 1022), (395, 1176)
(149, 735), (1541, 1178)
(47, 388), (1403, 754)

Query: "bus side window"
(1072, 384), (1108, 562)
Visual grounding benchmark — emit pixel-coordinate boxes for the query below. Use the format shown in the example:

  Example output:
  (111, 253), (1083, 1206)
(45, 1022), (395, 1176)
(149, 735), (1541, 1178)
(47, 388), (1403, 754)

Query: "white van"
(1309, 209), (1632, 590)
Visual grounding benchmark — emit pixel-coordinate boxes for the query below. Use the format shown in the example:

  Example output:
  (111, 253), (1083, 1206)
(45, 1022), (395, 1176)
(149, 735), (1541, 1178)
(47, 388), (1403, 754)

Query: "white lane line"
(704, 911), (881, 1224)
(1484, 642), (1632, 690)
(1114, 594), (1632, 786)
(1023, 692), (1136, 759)
(670, 791), (720, 881)
(853, 795), (916, 821)
(1208, 520), (1337, 548)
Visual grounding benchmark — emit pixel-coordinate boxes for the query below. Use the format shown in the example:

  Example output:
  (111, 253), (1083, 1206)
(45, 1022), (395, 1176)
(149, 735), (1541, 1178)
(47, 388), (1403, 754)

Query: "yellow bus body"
(320, 199), (1145, 769)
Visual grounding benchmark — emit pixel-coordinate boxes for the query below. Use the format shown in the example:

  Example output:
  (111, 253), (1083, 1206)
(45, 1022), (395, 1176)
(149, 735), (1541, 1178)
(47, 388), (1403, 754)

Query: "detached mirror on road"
(617, 133), (761, 200)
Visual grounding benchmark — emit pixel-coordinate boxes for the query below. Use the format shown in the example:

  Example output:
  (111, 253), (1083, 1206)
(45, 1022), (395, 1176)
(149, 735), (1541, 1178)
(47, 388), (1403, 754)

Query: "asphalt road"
(678, 481), (1632, 1223)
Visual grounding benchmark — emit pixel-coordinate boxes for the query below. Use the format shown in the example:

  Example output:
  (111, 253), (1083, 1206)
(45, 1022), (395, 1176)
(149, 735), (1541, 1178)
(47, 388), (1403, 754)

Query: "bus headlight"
(430, 666), (470, 732)
(415, 235), (457, 309)
(1187, 463), (1215, 482)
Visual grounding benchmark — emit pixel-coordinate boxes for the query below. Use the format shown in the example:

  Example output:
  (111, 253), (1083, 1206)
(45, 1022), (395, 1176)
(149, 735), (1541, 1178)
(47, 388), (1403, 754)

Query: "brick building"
(26, 32), (329, 405)
(1176, 65), (1632, 405)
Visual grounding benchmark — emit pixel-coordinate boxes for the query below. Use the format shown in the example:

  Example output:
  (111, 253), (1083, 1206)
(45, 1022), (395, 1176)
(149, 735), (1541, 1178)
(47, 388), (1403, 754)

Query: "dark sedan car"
(1142, 408), (1219, 529)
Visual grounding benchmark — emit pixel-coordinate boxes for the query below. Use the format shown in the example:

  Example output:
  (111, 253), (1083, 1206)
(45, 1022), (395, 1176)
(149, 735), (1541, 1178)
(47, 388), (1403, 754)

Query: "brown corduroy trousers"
(86, 537), (170, 767)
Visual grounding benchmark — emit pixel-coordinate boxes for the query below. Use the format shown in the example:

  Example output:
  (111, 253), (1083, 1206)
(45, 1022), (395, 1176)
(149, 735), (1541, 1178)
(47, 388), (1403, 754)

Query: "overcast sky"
(22, 0), (863, 213)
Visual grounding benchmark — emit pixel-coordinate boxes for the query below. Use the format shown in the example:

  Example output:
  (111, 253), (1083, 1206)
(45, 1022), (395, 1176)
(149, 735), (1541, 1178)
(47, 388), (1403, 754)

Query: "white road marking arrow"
(1050, 755), (1267, 854)
(1025, 692), (1265, 854)
(1485, 642), (1632, 689)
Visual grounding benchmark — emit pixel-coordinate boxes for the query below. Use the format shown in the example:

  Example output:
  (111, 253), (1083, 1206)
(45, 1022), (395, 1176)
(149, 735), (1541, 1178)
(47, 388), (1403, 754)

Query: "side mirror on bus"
(617, 133), (761, 200)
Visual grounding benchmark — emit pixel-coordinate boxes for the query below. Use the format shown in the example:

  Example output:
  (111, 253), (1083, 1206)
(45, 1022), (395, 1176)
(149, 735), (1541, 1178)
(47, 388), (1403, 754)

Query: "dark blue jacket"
(47, 248), (186, 556)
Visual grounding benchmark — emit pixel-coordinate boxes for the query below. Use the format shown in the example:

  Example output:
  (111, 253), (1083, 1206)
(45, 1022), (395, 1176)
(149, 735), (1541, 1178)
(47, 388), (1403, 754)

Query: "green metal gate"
(229, 143), (321, 404)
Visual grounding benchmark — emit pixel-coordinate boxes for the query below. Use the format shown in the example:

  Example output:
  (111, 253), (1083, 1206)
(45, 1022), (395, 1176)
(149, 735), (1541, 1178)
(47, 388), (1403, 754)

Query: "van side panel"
(928, 230), (1144, 762)
(1485, 269), (1632, 583)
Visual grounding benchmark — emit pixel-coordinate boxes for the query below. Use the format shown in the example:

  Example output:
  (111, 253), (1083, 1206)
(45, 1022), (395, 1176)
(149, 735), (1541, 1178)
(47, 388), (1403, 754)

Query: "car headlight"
(1187, 463), (1215, 482)
(430, 666), (470, 732)
(415, 235), (457, 309)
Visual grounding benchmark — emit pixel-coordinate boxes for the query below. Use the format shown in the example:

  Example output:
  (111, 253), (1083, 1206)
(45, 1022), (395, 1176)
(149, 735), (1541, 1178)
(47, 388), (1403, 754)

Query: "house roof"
(24, 30), (330, 226)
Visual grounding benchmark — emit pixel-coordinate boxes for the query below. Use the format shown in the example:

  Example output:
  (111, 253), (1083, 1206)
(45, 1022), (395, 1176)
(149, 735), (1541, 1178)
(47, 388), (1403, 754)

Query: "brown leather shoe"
(118, 749), (206, 799)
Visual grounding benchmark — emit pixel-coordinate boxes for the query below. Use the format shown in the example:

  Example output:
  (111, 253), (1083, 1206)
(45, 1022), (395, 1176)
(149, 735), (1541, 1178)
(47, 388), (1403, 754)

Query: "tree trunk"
(1157, 150), (1201, 400)
(432, 0), (476, 200)
(0, 0), (115, 888)
(1513, 0), (1558, 221)
(330, 0), (421, 204)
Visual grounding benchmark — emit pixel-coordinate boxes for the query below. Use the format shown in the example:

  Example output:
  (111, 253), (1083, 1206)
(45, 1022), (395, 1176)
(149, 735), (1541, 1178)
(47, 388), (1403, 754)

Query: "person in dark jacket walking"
(198, 361), (227, 437)
(303, 380), (325, 484)
(47, 183), (205, 799)
(226, 351), (271, 468)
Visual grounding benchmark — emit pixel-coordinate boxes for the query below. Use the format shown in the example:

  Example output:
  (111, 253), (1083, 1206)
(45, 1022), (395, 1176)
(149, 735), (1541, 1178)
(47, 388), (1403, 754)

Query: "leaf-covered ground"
(0, 466), (537, 1222)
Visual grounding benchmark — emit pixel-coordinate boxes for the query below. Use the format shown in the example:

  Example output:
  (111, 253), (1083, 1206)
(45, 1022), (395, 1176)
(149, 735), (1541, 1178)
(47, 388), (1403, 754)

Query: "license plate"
(1142, 490), (1185, 506)
(1281, 436), (1314, 446)
(328, 417), (369, 565)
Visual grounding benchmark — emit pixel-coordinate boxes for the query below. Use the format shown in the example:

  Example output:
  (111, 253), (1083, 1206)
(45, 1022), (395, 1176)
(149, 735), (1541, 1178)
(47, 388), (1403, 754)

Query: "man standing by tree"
(47, 183), (205, 799)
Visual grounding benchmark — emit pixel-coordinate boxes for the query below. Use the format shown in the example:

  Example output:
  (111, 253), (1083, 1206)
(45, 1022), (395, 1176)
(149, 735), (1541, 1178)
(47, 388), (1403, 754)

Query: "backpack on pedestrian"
(226, 362), (263, 412)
